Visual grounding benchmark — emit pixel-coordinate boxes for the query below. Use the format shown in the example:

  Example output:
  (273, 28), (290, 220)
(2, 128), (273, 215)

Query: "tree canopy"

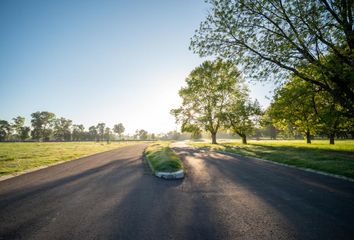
(224, 97), (261, 144)
(31, 111), (56, 141)
(268, 76), (353, 144)
(113, 123), (125, 139)
(268, 78), (320, 143)
(171, 59), (245, 144)
(190, 0), (354, 115)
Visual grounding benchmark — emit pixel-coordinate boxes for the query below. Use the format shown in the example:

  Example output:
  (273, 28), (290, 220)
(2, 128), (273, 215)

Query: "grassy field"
(189, 139), (354, 179)
(144, 141), (183, 172)
(0, 141), (140, 177)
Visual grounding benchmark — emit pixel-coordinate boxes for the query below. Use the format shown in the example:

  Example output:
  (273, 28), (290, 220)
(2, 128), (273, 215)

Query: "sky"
(0, 0), (274, 134)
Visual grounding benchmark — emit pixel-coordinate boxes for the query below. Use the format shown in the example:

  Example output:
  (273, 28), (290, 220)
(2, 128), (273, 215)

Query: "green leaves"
(171, 59), (251, 144)
(191, 0), (354, 115)
(30, 111), (56, 141)
(268, 75), (353, 143)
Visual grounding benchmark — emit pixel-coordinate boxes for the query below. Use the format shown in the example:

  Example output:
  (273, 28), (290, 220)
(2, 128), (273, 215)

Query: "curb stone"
(215, 150), (354, 183)
(155, 170), (184, 179)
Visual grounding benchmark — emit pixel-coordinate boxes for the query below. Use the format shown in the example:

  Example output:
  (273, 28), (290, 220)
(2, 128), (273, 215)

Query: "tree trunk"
(306, 131), (311, 144)
(329, 133), (335, 145)
(211, 132), (217, 144)
(241, 135), (247, 144)
(270, 125), (277, 140)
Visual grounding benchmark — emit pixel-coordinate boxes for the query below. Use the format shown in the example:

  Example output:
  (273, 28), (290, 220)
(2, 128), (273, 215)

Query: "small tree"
(72, 124), (85, 141)
(224, 98), (262, 144)
(96, 123), (106, 141)
(88, 126), (98, 141)
(151, 133), (156, 140)
(260, 111), (278, 140)
(138, 129), (148, 140)
(19, 126), (31, 141)
(12, 116), (25, 141)
(104, 127), (111, 143)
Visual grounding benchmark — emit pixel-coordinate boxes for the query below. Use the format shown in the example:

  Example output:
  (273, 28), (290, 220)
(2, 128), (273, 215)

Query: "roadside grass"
(189, 140), (354, 179)
(144, 141), (183, 173)
(0, 141), (140, 176)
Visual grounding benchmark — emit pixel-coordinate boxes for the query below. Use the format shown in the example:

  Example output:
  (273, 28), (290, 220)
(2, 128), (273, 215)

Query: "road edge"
(0, 144), (143, 182)
(216, 150), (354, 183)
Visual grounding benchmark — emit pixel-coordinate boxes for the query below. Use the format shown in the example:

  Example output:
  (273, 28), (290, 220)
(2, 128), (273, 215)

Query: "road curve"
(0, 142), (354, 240)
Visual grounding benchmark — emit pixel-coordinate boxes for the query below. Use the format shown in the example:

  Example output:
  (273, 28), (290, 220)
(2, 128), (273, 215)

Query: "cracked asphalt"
(0, 142), (353, 240)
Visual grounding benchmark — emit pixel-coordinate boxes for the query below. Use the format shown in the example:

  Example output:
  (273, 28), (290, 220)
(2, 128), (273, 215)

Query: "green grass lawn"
(144, 141), (183, 172)
(189, 139), (354, 179)
(0, 141), (140, 176)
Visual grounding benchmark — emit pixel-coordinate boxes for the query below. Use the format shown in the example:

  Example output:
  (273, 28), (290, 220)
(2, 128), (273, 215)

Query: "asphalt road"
(0, 143), (354, 240)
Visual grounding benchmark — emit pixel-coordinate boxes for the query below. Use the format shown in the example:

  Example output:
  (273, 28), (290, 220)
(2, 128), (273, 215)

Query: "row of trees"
(178, 0), (353, 144)
(171, 59), (353, 145)
(0, 113), (190, 142)
(0, 112), (125, 142)
(265, 76), (352, 144)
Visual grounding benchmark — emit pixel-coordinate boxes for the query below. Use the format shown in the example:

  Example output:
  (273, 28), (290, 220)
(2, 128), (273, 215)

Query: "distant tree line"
(171, 59), (353, 145)
(0, 111), (126, 142)
(0, 112), (191, 142)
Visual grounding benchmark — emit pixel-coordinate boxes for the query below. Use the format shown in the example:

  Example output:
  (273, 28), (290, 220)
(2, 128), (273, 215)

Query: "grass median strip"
(0, 141), (140, 177)
(144, 141), (183, 173)
(189, 140), (354, 179)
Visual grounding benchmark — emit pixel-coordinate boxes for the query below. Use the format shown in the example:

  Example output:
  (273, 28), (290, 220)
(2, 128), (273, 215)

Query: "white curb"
(155, 170), (184, 179)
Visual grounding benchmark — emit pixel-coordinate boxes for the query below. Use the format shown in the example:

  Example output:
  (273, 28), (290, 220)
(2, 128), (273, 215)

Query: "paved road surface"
(0, 143), (354, 240)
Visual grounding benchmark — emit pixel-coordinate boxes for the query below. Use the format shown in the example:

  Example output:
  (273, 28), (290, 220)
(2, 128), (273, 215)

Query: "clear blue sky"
(0, 0), (274, 134)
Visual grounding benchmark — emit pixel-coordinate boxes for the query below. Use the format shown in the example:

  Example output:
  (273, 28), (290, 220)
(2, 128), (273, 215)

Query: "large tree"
(171, 59), (244, 144)
(31, 111), (55, 141)
(190, 0), (354, 116)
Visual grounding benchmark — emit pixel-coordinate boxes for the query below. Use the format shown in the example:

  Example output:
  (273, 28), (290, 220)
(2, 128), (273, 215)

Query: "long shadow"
(95, 163), (224, 239)
(196, 149), (354, 240)
(0, 146), (189, 240)
(0, 157), (137, 208)
(0, 150), (152, 239)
